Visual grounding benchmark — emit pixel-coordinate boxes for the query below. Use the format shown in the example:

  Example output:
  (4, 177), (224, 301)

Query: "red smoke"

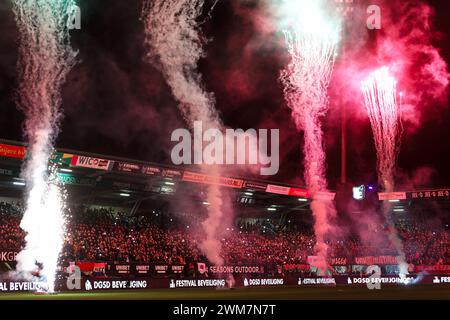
(332, 0), (449, 132)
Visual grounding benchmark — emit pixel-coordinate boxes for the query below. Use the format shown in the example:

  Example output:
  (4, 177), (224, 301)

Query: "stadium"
(0, 139), (449, 300)
(0, 0), (449, 305)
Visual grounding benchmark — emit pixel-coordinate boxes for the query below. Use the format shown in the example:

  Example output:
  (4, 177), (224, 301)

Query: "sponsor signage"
(243, 181), (268, 191)
(0, 281), (49, 292)
(0, 144), (26, 159)
(82, 279), (148, 291)
(204, 265), (265, 274)
(113, 163), (182, 180)
(0, 251), (17, 262)
(410, 189), (450, 200)
(155, 265), (169, 274)
(169, 278), (227, 289)
(354, 256), (399, 265)
(265, 184), (290, 195)
(432, 276), (450, 284)
(243, 278), (284, 287)
(114, 264), (131, 275)
(378, 192), (407, 201)
(288, 188), (310, 198)
(70, 155), (113, 171)
(142, 165), (162, 176)
(415, 265), (450, 273)
(2, 274), (450, 293)
(266, 184), (314, 198)
(106, 264), (185, 276)
(298, 277), (336, 285)
(182, 171), (244, 189)
(162, 169), (182, 178)
(57, 173), (96, 187)
(114, 162), (142, 174)
(50, 152), (73, 166)
(171, 265), (185, 274)
(135, 264), (151, 275)
(347, 276), (416, 285)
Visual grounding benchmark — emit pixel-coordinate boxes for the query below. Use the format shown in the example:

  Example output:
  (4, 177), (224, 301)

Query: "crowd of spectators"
(0, 202), (448, 267)
(0, 202), (25, 250)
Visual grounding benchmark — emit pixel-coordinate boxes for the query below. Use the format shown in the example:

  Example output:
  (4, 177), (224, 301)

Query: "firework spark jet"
(142, 0), (228, 266)
(12, 0), (77, 292)
(361, 67), (408, 279)
(278, 0), (341, 272)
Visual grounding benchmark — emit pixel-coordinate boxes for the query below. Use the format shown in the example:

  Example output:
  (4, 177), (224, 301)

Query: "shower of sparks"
(279, 0), (341, 273)
(12, 0), (77, 293)
(361, 66), (408, 280)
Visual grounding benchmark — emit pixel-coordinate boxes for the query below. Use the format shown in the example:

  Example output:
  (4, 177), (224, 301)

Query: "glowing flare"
(361, 67), (408, 279)
(279, 0), (340, 272)
(17, 169), (67, 292)
(142, 0), (228, 266)
(360, 67), (401, 191)
(12, 0), (77, 292)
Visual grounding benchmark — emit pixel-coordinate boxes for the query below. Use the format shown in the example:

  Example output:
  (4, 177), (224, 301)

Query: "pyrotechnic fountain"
(12, 0), (77, 292)
(278, 0), (341, 273)
(361, 67), (409, 279)
(142, 0), (227, 266)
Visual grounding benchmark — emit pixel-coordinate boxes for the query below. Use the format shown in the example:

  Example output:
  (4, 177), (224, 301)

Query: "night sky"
(0, 0), (449, 189)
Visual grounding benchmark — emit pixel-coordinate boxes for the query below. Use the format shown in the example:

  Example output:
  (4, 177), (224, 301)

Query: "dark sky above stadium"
(0, 0), (449, 189)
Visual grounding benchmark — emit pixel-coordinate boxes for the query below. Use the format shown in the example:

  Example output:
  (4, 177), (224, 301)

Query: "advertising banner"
(378, 192), (407, 201)
(168, 278), (228, 289)
(50, 152), (74, 166)
(288, 188), (310, 198)
(70, 155), (113, 171)
(2, 273), (450, 293)
(354, 256), (399, 265)
(0, 281), (49, 292)
(142, 165), (162, 176)
(61, 278), (149, 292)
(265, 184), (290, 195)
(112, 264), (131, 275)
(415, 265), (450, 273)
(243, 181), (268, 191)
(134, 264), (151, 275)
(161, 169), (182, 179)
(182, 171), (244, 189)
(0, 251), (17, 262)
(0, 144), (26, 159)
(199, 264), (266, 275)
(241, 277), (286, 287)
(57, 173), (96, 187)
(106, 264), (186, 276)
(113, 161), (142, 174)
(298, 277), (337, 286)
(410, 189), (450, 200)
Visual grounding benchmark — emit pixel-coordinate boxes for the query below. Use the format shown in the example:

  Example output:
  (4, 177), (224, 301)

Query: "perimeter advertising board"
(0, 144), (26, 159)
(70, 155), (113, 171)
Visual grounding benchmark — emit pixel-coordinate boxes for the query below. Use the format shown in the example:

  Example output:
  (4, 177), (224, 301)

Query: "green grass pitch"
(0, 285), (449, 300)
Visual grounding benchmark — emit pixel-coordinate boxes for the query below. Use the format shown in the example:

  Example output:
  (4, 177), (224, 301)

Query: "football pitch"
(0, 285), (449, 300)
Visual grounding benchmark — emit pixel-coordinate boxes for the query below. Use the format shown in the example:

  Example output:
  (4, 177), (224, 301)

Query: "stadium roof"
(1, 139), (449, 219)
(0, 139), (314, 217)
